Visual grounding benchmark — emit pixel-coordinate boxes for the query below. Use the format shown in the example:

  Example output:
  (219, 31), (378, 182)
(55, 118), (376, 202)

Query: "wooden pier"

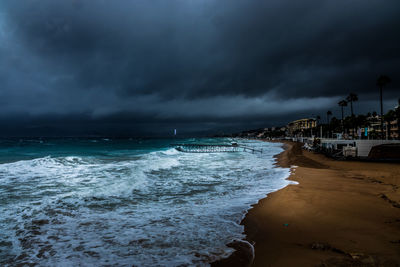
(171, 143), (263, 153)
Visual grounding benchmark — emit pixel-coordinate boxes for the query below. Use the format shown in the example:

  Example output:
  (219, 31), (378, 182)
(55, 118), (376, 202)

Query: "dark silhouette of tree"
(327, 110), (332, 124)
(338, 100), (347, 133)
(377, 75), (391, 139)
(354, 115), (368, 139)
(346, 93), (358, 137)
(354, 115), (368, 128)
(330, 117), (341, 133)
(338, 100), (347, 120)
(346, 93), (358, 117)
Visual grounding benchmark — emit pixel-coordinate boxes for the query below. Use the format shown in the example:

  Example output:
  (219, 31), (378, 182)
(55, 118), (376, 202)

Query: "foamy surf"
(0, 138), (290, 266)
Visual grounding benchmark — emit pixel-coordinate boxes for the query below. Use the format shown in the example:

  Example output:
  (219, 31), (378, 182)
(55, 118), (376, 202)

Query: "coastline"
(213, 140), (400, 266)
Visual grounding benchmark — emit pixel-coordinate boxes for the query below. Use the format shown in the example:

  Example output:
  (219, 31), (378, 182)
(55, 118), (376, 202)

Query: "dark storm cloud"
(0, 0), (399, 135)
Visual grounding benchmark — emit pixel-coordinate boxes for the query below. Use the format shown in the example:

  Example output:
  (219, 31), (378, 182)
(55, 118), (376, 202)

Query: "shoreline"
(213, 140), (400, 266)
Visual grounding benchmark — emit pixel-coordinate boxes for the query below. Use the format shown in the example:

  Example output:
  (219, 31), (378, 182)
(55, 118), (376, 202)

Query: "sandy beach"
(213, 141), (400, 266)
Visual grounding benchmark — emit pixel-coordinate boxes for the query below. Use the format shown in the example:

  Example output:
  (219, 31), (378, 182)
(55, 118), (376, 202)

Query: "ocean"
(0, 138), (291, 266)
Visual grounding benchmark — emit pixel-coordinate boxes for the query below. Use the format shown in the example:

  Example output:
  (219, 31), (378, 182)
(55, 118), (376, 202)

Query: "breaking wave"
(0, 139), (291, 266)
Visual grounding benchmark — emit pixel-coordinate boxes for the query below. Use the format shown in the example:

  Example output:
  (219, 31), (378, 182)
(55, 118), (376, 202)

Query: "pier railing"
(171, 143), (262, 153)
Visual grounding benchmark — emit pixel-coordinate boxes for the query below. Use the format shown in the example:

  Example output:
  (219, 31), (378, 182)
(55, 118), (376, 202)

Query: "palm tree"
(377, 75), (391, 139)
(346, 93), (358, 137)
(346, 93), (358, 117)
(338, 100), (347, 133)
(354, 115), (367, 129)
(338, 100), (347, 120)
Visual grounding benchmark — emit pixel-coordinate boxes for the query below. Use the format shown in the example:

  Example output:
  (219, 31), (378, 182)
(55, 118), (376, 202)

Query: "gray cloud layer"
(0, 0), (399, 136)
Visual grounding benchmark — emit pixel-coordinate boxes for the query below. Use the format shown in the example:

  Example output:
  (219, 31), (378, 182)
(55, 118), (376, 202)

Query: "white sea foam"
(161, 148), (180, 155)
(0, 140), (291, 266)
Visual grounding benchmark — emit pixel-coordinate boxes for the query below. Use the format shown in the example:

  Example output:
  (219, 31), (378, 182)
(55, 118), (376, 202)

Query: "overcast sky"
(1, 0), (399, 136)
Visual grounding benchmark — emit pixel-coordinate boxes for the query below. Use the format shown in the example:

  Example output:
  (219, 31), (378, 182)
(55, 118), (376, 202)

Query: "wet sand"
(213, 141), (400, 266)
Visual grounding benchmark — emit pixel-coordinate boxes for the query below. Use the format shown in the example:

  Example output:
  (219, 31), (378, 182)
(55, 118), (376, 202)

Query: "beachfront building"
(389, 119), (399, 139)
(362, 115), (382, 139)
(362, 115), (399, 140)
(287, 118), (317, 136)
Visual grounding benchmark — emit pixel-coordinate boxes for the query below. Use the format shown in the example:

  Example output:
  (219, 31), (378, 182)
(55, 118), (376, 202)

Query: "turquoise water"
(0, 138), (180, 164)
(0, 138), (291, 266)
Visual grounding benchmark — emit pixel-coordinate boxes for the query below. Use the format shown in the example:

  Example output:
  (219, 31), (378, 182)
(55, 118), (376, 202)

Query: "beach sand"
(213, 141), (400, 266)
